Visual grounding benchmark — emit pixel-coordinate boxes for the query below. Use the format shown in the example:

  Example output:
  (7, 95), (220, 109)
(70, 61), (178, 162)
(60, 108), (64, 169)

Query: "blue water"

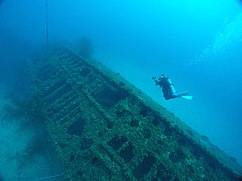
(0, 0), (242, 175)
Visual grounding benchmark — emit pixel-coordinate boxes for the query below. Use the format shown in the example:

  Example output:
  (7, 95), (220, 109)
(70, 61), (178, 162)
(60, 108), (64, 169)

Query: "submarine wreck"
(29, 46), (242, 180)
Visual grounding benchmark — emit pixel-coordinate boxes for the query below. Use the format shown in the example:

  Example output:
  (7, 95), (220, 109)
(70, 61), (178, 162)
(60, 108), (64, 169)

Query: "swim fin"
(176, 92), (193, 100)
(180, 95), (193, 100)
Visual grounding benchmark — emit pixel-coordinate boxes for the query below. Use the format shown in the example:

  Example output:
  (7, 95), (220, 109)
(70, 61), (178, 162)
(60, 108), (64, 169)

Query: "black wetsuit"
(154, 75), (177, 100)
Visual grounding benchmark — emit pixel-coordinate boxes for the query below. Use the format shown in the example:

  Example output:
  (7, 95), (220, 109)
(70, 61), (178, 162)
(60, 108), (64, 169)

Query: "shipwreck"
(29, 46), (242, 180)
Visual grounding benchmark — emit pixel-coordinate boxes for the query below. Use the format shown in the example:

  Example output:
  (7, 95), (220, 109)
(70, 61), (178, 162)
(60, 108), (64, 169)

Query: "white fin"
(181, 95), (193, 100)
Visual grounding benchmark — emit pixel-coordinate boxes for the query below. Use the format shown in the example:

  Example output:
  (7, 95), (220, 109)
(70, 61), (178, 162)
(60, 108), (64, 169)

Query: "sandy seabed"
(0, 83), (64, 181)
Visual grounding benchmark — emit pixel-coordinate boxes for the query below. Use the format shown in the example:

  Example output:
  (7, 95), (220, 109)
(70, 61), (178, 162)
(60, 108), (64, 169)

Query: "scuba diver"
(152, 74), (193, 100)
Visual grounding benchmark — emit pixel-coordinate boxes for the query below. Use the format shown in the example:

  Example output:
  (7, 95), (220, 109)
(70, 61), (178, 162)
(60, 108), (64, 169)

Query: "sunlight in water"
(191, 12), (242, 64)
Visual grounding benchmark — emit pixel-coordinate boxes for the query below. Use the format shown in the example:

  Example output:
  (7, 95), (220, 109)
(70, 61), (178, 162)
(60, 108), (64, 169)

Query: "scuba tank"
(166, 78), (176, 96)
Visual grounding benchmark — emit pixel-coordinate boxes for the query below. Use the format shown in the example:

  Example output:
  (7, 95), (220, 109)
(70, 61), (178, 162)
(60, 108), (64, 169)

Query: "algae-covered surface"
(29, 46), (242, 180)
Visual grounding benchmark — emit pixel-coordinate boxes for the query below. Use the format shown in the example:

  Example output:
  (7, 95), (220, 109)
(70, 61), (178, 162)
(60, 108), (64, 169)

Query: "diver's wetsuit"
(153, 75), (178, 100)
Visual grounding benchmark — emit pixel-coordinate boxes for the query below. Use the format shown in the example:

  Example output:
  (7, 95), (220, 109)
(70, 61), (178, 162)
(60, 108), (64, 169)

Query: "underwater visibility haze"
(0, 0), (242, 180)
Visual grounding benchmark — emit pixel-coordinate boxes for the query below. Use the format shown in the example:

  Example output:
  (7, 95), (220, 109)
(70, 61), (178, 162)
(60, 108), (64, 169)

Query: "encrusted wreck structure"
(30, 46), (242, 180)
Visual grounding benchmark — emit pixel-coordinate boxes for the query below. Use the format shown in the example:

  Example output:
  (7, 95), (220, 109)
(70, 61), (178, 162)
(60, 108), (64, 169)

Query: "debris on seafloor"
(29, 45), (242, 181)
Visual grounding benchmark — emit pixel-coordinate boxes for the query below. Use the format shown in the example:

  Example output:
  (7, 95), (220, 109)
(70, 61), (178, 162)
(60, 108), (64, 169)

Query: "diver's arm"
(152, 76), (162, 87)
